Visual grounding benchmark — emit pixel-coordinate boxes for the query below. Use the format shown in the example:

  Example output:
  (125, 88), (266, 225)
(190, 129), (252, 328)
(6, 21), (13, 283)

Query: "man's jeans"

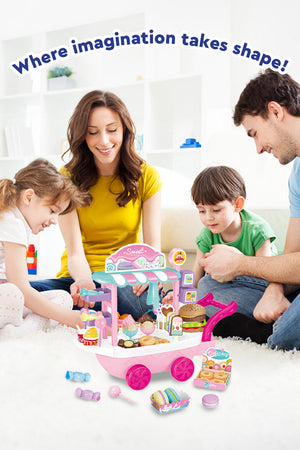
(197, 273), (300, 351)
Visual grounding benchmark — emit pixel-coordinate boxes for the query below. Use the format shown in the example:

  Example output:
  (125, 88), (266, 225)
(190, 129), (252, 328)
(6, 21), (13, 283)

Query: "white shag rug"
(1, 327), (300, 450)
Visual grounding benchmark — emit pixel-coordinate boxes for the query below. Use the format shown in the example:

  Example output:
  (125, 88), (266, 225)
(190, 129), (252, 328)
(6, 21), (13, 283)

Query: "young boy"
(162, 165), (277, 311)
(191, 166), (277, 314)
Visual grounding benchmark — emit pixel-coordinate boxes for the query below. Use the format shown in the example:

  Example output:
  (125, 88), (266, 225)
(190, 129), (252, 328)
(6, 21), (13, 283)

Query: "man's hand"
(253, 283), (291, 323)
(200, 244), (243, 282)
(70, 278), (96, 308)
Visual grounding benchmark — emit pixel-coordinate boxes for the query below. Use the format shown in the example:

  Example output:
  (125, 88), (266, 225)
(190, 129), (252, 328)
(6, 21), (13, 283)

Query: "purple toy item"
(108, 385), (137, 404)
(202, 394), (219, 409)
(75, 388), (100, 402)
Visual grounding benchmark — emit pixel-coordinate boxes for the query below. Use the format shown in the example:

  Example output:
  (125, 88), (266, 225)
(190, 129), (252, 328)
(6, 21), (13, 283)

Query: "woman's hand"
(132, 283), (148, 296)
(70, 278), (96, 308)
(132, 282), (163, 297)
(162, 290), (174, 305)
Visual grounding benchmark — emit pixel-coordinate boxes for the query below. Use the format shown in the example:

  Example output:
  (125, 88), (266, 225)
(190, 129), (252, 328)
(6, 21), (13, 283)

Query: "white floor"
(1, 327), (300, 450)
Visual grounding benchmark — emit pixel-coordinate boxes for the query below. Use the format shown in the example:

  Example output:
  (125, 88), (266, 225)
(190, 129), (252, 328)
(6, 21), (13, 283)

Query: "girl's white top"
(0, 207), (31, 279)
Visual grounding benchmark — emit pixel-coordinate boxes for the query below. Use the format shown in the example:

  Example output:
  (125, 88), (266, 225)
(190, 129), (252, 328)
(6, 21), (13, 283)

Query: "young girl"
(0, 158), (86, 334)
(31, 91), (162, 320)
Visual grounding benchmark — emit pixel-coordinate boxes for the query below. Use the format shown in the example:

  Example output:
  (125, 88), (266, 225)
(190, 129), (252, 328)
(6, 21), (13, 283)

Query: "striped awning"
(92, 267), (180, 287)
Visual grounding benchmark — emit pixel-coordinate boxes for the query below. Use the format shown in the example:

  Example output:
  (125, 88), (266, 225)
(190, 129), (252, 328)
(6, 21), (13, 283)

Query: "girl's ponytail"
(0, 179), (17, 211)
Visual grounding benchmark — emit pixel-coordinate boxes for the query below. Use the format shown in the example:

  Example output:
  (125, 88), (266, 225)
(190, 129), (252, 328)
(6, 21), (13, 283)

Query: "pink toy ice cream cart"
(76, 244), (236, 390)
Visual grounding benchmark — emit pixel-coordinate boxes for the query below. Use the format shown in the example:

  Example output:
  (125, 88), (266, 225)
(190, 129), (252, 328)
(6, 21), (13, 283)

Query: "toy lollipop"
(109, 385), (137, 404)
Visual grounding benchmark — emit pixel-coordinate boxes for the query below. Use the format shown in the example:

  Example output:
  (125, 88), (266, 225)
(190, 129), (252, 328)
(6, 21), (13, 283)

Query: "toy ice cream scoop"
(83, 327), (98, 346)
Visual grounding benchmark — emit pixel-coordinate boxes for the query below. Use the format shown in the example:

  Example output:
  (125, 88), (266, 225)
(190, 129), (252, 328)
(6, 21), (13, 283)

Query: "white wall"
(1, 0), (299, 208)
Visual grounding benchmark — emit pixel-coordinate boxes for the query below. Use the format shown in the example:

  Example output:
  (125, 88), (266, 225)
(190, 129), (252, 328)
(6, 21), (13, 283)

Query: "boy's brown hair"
(191, 165), (246, 206)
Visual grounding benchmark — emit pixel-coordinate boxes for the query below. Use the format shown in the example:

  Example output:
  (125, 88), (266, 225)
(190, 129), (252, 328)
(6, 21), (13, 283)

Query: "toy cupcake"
(83, 327), (98, 346)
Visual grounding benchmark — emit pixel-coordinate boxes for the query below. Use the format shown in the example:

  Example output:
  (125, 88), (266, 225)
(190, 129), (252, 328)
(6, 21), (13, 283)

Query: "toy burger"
(178, 303), (206, 332)
(83, 327), (98, 346)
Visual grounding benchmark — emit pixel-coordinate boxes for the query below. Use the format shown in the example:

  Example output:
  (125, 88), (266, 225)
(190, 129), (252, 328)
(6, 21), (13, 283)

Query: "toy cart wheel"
(126, 364), (151, 390)
(170, 357), (195, 382)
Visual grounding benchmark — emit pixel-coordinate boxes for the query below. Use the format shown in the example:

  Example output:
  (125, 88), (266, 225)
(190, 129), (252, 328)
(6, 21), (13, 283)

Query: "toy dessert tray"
(150, 395), (190, 414)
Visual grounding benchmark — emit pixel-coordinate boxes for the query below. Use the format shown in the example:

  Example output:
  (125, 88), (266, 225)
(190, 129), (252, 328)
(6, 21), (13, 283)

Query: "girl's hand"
(68, 310), (85, 329)
(70, 278), (96, 308)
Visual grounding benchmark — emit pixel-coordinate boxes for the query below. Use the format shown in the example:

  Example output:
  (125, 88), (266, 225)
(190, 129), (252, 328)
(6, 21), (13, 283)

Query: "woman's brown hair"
(0, 158), (86, 214)
(63, 90), (144, 207)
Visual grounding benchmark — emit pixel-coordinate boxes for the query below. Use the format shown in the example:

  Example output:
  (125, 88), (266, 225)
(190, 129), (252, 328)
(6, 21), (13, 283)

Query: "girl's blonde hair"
(0, 158), (86, 214)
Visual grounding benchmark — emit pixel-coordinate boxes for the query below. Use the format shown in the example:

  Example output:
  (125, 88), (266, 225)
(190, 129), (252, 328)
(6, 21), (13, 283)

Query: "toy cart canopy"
(92, 268), (180, 287)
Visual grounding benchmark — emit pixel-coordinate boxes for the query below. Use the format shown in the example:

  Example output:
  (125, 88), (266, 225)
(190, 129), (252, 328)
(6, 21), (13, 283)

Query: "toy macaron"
(152, 390), (169, 406)
(202, 393), (219, 409)
(164, 387), (180, 403)
(151, 387), (190, 414)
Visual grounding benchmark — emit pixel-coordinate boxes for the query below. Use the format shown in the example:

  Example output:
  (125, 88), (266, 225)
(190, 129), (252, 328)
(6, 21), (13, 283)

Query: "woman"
(31, 91), (162, 320)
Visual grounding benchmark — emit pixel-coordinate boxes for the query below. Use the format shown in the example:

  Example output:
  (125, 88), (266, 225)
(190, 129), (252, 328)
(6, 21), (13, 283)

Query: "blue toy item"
(65, 371), (91, 382)
(180, 138), (201, 149)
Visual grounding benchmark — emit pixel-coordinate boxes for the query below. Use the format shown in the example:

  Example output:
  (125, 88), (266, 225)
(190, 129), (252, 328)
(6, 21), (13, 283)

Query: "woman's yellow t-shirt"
(57, 163), (162, 277)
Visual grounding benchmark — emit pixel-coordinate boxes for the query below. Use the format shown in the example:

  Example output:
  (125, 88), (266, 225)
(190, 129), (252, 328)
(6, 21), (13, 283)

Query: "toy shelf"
(0, 13), (204, 180)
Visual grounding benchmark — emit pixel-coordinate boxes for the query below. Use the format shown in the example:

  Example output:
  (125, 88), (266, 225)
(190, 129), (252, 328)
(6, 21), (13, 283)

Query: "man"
(201, 69), (300, 350)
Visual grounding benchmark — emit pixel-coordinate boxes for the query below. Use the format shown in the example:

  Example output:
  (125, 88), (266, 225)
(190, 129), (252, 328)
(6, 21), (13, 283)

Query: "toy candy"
(108, 385), (137, 404)
(65, 371), (91, 382)
(75, 388), (100, 402)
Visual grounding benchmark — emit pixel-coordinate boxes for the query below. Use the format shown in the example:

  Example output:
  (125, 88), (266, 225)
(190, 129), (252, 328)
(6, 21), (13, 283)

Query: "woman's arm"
(4, 241), (83, 328)
(133, 189), (161, 296)
(58, 210), (96, 307)
(142, 189), (161, 250)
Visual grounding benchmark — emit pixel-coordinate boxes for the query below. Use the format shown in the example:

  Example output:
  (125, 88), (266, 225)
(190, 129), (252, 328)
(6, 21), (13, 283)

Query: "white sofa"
(35, 167), (290, 277)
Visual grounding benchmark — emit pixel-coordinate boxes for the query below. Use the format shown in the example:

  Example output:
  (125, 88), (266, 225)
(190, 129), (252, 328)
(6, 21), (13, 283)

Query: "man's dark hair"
(233, 69), (300, 126)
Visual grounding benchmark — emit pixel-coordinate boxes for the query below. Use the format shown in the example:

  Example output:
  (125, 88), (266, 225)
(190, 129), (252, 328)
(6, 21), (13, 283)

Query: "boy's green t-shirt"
(195, 209), (277, 256)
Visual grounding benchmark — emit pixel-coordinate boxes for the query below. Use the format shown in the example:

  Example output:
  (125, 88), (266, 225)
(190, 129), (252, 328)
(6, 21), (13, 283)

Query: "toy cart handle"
(197, 292), (237, 342)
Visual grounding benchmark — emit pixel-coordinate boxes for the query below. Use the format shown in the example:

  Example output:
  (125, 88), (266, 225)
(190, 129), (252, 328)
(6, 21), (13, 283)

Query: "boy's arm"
(193, 247), (205, 287)
(255, 239), (272, 257)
